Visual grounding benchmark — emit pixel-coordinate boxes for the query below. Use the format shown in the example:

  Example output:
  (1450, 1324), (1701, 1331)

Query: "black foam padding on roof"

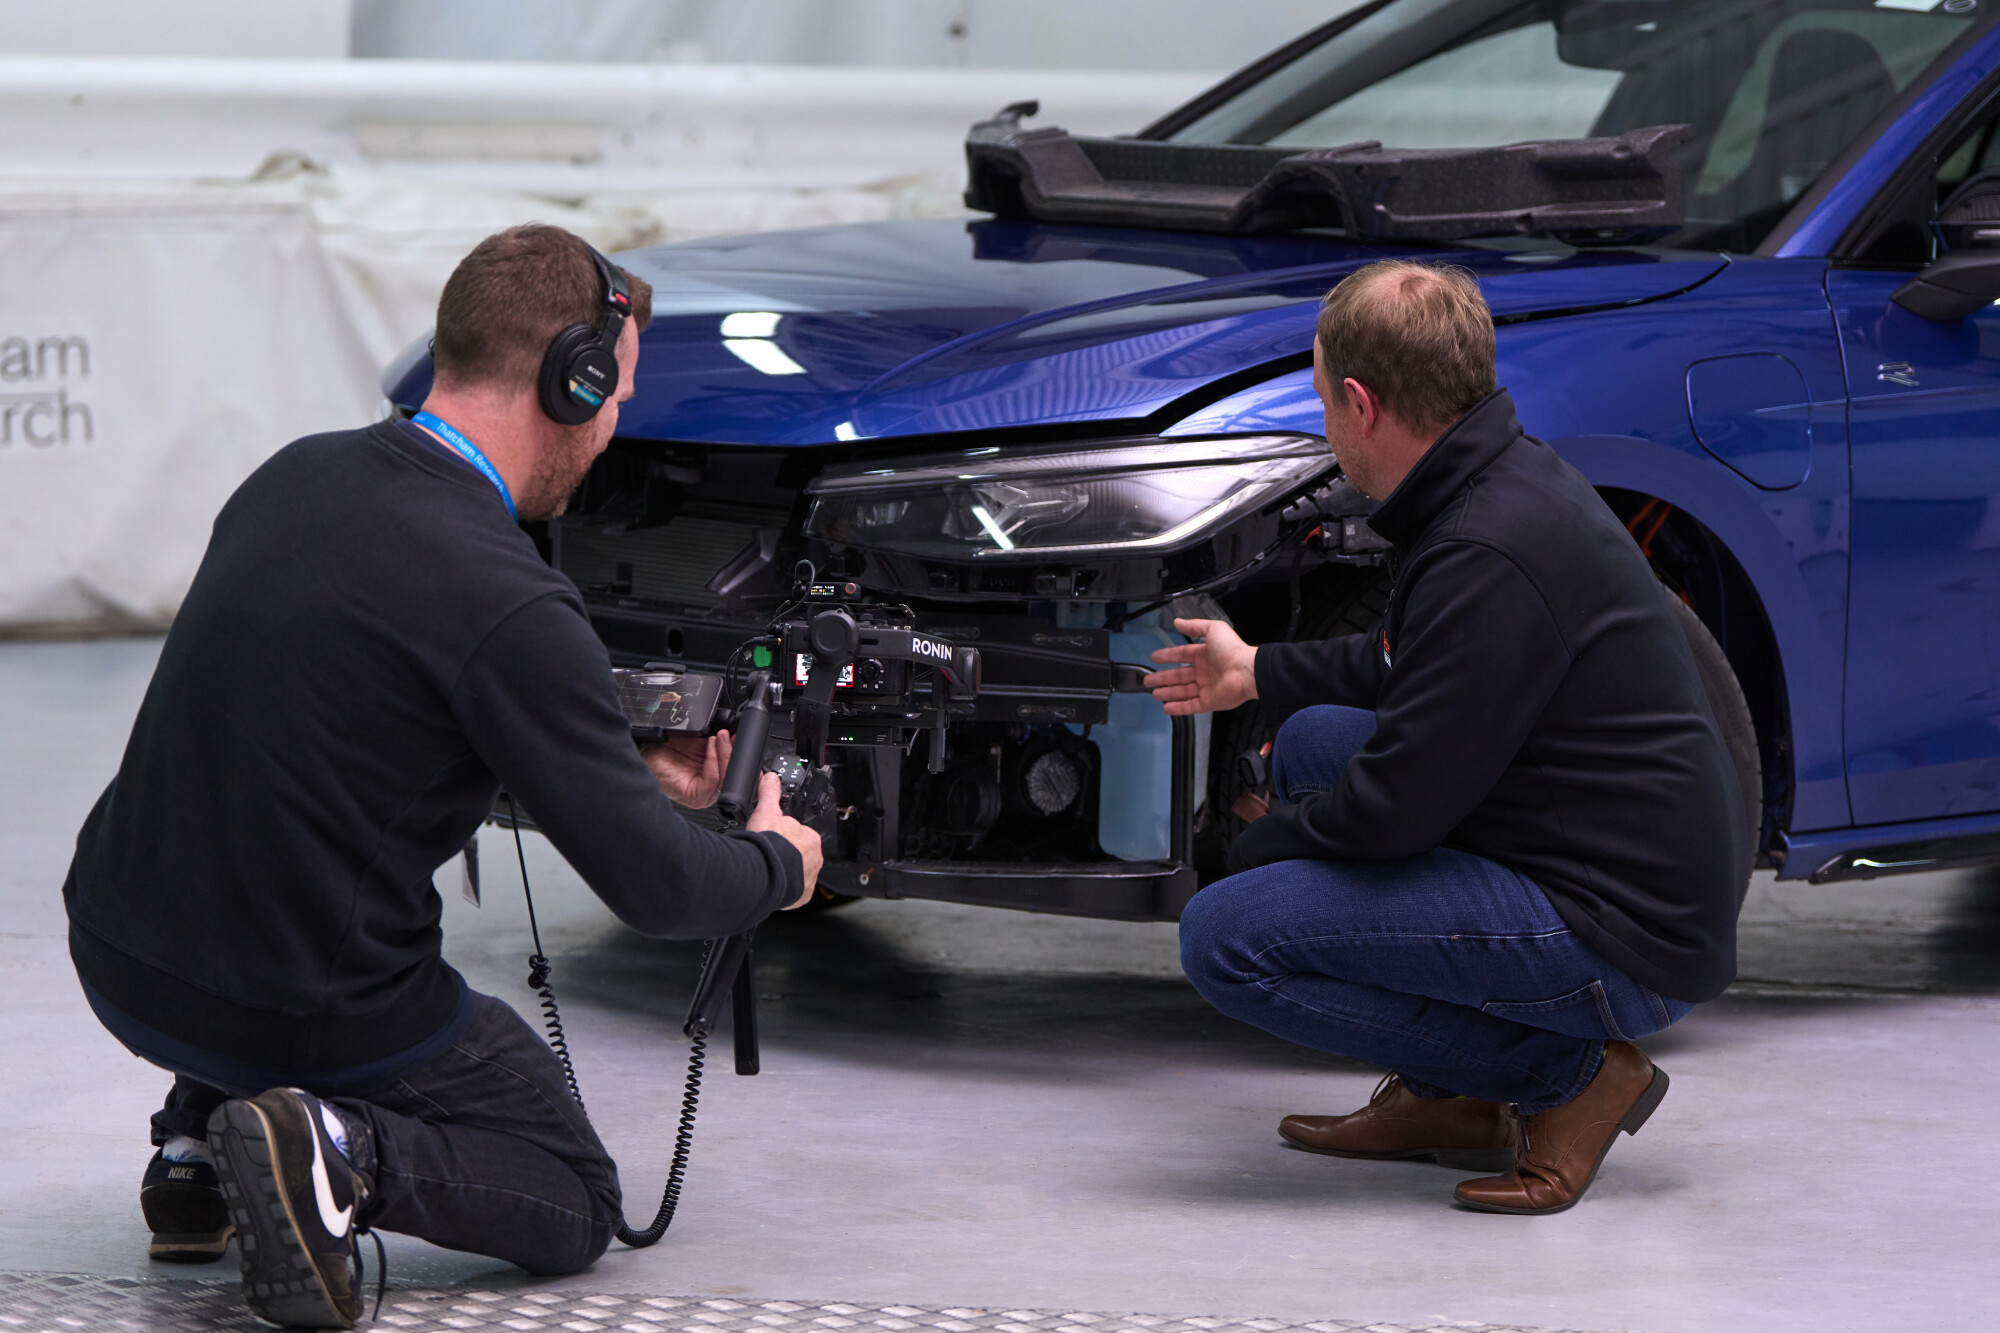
(964, 104), (1690, 244)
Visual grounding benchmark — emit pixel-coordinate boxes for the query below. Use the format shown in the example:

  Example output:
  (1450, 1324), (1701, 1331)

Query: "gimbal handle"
(695, 667), (777, 1078)
(715, 670), (775, 824)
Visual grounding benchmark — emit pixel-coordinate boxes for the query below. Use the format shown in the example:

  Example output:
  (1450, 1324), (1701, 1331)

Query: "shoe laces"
(349, 1169), (386, 1322)
(1366, 1073), (1403, 1107)
(1516, 1119), (1569, 1178)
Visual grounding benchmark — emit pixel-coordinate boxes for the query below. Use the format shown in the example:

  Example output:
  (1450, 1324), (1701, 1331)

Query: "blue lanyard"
(412, 410), (517, 521)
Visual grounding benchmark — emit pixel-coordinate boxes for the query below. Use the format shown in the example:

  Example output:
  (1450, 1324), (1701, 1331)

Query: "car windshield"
(1165, 0), (1982, 251)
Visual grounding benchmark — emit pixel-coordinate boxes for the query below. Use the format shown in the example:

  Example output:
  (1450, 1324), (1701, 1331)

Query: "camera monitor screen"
(615, 668), (726, 739)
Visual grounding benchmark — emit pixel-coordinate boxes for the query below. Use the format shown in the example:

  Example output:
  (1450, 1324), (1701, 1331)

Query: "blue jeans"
(1181, 706), (1692, 1113)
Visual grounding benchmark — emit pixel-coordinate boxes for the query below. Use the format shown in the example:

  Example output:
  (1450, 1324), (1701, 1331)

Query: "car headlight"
(804, 435), (1332, 560)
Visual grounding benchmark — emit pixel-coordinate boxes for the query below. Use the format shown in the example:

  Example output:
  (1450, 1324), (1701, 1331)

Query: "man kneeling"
(64, 225), (821, 1325)
(1146, 260), (1744, 1214)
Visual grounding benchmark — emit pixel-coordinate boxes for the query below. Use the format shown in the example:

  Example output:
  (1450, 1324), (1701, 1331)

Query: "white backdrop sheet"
(0, 166), (766, 627)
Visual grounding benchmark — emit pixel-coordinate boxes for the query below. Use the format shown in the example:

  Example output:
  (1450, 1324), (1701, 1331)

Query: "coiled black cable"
(511, 797), (586, 1108)
(617, 1023), (706, 1247)
(504, 796), (706, 1249)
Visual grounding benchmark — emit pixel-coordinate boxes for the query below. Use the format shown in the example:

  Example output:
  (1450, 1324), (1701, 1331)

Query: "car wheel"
(1202, 566), (1393, 873)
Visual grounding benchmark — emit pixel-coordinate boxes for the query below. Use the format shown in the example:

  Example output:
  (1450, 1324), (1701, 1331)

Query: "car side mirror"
(1891, 250), (2000, 322)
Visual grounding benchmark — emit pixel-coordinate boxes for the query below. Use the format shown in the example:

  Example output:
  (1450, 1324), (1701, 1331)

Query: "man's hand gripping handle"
(687, 671), (823, 1075)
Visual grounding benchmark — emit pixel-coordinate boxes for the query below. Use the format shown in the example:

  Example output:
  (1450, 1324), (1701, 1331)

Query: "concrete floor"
(6, 636), (2000, 1333)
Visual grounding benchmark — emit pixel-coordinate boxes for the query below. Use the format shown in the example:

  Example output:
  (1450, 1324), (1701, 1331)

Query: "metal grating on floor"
(0, 1272), (1625, 1333)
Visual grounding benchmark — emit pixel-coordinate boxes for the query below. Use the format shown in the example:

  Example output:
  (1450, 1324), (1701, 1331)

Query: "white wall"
(0, 57), (1208, 192)
(348, 0), (1362, 71)
(0, 0), (350, 58)
(0, 0), (1365, 72)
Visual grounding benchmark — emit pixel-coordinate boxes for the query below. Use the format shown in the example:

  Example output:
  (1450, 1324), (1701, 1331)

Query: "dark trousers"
(1180, 706), (1692, 1113)
(149, 990), (622, 1276)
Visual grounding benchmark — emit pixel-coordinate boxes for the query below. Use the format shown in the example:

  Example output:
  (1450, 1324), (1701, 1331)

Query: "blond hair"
(1315, 260), (1496, 433)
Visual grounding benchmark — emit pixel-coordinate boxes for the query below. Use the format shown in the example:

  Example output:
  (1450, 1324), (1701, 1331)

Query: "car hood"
(389, 218), (1726, 447)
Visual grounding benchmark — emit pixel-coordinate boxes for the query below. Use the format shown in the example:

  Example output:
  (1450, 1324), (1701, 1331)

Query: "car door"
(1830, 106), (2000, 824)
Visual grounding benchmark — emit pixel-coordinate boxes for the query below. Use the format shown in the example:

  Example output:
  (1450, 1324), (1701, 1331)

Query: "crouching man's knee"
(1268, 705), (1375, 802)
(1178, 874), (1275, 1017)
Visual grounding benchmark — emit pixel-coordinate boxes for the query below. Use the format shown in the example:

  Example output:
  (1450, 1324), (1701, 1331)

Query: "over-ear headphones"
(536, 244), (633, 426)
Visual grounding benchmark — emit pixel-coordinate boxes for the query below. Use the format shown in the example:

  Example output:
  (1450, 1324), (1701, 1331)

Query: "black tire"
(1667, 592), (1762, 897)
(1205, 567), (1393, 855)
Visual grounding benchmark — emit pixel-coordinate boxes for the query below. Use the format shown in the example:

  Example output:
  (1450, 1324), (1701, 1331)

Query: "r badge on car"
(1877, 361), (1919, 387)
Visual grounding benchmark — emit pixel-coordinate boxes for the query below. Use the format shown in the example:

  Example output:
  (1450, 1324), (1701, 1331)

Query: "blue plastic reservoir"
(1098, 617), (1211, 861)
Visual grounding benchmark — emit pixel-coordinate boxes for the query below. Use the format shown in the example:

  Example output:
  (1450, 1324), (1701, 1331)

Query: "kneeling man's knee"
(520, 1215), (614, 1277)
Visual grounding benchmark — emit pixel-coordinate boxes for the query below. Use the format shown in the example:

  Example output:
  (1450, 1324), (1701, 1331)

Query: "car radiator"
(553, 517), (763, 611)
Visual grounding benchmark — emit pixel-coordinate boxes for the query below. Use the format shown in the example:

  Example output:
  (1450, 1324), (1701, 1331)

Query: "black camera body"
(616, 585), (982, 824)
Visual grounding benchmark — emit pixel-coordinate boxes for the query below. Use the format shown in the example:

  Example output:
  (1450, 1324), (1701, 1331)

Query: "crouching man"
(1147, 260), (1744, 1214)
(62, 224), (821, 1325)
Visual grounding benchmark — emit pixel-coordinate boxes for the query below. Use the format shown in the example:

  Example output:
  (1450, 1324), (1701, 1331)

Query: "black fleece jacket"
(1231, 390), (1742, 1002)
(65, 421), (801, 1073)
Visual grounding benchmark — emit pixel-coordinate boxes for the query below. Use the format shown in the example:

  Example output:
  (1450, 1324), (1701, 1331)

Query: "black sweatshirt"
(1233, 390), (1743, 1002)
(65, 421), (801, 1073)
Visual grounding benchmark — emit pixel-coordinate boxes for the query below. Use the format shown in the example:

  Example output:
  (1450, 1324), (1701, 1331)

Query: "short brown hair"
(432, 223), (654, 392)
(1315, 260), (1495, 433)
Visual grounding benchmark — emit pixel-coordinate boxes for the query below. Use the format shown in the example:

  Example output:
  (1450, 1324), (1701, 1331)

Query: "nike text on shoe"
(141, 1148), (234, 1262)
(207, 1088), (371, 1329)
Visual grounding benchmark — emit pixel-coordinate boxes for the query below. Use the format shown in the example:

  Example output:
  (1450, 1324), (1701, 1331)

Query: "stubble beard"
(517, 425), (604, 520)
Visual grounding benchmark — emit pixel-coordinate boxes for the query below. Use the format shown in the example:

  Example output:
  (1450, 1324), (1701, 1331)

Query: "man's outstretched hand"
(749, 771), (823, 909)
(642, 729), (735, 808)
(1145, 617), (1260, 716)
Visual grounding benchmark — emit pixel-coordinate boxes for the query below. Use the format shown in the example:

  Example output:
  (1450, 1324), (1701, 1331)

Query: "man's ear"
(1341, 377), (1381, 434)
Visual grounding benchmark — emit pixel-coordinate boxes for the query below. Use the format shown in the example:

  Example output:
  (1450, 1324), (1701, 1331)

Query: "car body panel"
(1829, 268), (2000, 825)
(387, 224), (1728, 446)
(1504, 257), (1854, 833)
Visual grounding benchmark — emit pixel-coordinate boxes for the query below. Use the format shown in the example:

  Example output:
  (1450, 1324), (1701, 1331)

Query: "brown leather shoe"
(1453, 1040), (1669, 1215)
(1279, 1074), (1519, 1172)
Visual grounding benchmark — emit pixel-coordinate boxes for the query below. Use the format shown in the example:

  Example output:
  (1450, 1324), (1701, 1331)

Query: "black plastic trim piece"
(1891, 248), (2000, 320)
(1809, 830), (2000, 883)
(966, 113), (1691, 242)
(841, 859), (1200, 922)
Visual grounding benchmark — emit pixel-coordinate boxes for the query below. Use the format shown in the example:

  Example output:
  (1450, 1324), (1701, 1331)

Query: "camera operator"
(1146, 260), (1743, 1215)
(62, 224), (821, 1326)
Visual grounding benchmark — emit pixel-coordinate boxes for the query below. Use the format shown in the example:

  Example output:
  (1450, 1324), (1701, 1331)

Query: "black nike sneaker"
(141, 1148), (234, 1262)
(207, 1088), (373, 1329)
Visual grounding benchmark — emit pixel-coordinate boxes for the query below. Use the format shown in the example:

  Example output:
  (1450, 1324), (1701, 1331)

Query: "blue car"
(387, 0), (2000, 920)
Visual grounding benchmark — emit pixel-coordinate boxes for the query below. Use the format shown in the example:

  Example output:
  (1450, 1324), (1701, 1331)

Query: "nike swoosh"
(307, 1115), (353, 1237)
